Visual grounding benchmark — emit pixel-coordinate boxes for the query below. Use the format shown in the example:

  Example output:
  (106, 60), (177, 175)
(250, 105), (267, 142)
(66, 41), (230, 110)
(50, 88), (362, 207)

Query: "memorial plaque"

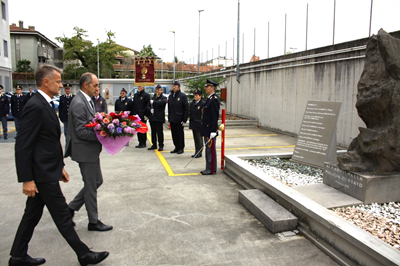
(292, 101), (341, 168)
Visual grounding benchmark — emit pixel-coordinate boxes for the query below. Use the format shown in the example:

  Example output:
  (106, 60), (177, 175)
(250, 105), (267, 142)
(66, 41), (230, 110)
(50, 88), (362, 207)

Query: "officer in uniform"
(58, 83), (74, 139)
(0, 85), (9, 139)
(189, 89), (205, 158)
(200, 79), (220, 175)
(168, 81), (189, 154)
(11, 85), (27, 138)
(114, 88), (132, 113)
(92, 86), (108, 113)
(148, 84), (167, 151)
(132, 86), (150, 148)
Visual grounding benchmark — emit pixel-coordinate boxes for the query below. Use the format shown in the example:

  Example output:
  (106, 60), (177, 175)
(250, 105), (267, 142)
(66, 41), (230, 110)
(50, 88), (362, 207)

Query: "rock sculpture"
(338, 29), (400, 173)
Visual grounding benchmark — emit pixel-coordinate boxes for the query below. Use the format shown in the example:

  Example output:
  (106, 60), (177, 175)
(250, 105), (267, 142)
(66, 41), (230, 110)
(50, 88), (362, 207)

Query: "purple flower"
(116, 127), (123, 134)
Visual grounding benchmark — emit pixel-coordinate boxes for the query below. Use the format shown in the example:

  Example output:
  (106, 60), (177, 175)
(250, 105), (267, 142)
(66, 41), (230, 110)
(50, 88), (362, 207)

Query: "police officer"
(0, 85), (9, 139)
(200, 79), (220, 175)
(132, 86), (150, 148)
(58, 83), (74, 138)
(148, 84), (167, 151)
(92, 86), (108, 113)
(114, 88), (132, 113)
(168, 81), (188, 154)
(189, 89), (205, 158)
(11, 85), (27, 138)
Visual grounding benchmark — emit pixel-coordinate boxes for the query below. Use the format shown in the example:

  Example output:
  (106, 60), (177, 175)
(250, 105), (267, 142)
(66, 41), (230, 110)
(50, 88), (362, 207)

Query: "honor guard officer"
(11, 85), (27, 138)
(0, 85), (9, 139)
(132, 86), (150, 148)
(148, 84), (167, 151)
(92, 86), (108, 113)
(58, 83), (75, 139)
(168, 81), (189, 154)
(114, 88), (132, 113)
(200, 79), (220, 175)
(189, 89), (205, 158)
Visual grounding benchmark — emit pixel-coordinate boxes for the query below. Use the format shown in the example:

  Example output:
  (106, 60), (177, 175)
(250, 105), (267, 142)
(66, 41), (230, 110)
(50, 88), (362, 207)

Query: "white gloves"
(210, 132), (217, 139)
(181, 121), (186, 126)
(150, 100), (154, 104)
(150, 109), (154, 114)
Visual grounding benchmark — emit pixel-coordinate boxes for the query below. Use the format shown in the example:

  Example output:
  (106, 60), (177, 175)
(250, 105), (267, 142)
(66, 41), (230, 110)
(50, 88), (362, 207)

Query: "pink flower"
(121, 111), (130, 119)
(95, 113), (103, 120)
(95, 124), (101, 131)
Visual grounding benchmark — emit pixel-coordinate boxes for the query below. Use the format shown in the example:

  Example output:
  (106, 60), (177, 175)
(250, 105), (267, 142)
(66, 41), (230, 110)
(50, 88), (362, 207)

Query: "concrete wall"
(188, 31), (400, 147)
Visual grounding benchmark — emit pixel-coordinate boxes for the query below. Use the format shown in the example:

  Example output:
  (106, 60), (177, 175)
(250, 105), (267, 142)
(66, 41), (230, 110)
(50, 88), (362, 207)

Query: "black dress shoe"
(176, 149), (184, 154)
(4, 136), (7, 140)
(195, 154), (202, 158)
(69, 208), (75, 226)
(78, 251), (109, 266)
(148, 146), (157, 150)
(201, 170), (216, 175)
(135, 144), (145, 148)
(170, 149), (178, 153)
(191, 154), (196, 158)
(88, 220), (113, 231)
(9, 254), (46, 266)
(158, 146), (163, 151)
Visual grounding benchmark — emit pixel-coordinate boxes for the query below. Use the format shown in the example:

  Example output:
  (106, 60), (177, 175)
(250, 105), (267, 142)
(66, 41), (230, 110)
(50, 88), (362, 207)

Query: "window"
(1, 2), (5, 20)
(3, 40), (7, 57)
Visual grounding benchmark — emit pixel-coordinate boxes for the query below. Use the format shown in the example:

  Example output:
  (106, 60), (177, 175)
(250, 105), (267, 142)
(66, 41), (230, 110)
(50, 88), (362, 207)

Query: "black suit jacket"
(15, 92), (64, 183)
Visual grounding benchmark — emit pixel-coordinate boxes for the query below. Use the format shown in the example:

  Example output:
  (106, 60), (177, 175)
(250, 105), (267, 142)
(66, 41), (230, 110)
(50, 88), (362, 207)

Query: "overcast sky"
(9, 0), (400, 65)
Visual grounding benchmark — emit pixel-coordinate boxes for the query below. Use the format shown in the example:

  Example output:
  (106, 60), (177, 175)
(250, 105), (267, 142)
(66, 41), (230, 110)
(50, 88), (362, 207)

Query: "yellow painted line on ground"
(0, 128), (16, 137)
(163, 133), (277, 140)
(158, 145), (296, 153)
(147, 133), (201, 176)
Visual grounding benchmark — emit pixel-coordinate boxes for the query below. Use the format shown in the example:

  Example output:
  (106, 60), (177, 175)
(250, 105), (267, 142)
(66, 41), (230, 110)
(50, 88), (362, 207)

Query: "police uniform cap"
(0, 85), (3, 89)
(193, 89), (203, 95)
(121, 88), (127, 93)
(15, 85), (22, 90)
(204, 79), (218, 87)
(155, 84), (162, 89)
(173, 81), (180, 87)
(64, 83), (71, 88)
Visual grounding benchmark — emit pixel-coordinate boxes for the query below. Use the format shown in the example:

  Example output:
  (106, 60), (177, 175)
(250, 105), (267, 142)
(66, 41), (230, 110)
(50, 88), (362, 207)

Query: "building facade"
(0, 0), (12, 91)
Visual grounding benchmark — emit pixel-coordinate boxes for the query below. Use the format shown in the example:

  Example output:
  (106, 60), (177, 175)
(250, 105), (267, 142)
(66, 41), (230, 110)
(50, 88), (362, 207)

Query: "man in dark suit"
(26, 88), (34, 101)
(58, 83), (74, 139)
(200, 79), (220, 175)
(65, 72), (113, 232)
(9, 65), (109, 266)
(189, 89), (205, 158)
(148, 84), (167, 151)
(92, 86), (108, 113)
(11, 85), (27, 138)
(132, 85), (150, 148)
(0, 85), (9, 139)
(168, 81), (188, 154)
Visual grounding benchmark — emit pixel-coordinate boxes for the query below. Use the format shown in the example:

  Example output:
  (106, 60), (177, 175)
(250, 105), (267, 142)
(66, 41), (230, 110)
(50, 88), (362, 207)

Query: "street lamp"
(159, 48), (166, 79)
(290, 47), (297, 53)
(198, 10), (204, 74)
(170, 31), (176, 81)
(97, 38), (100, 78)
(182, 51), (184, 78)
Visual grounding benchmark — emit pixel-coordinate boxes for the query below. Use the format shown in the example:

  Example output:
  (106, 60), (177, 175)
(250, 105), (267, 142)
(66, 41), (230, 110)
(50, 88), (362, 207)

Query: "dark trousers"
(63, 121), (68, 139)
(150, 121), (164, 148)
(170, 122), (185, 151)
(204, 136), (217, 174)
(192, 129), (202, 155)
(14, 116), (21, 135)
(137, 119), (147, 146)
(10, 182), (90, 258)
(1, 116), (7, 137)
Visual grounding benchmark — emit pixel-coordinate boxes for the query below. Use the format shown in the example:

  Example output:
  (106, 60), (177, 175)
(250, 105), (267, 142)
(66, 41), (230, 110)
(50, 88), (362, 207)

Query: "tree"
(16, 59), (33, 73)
(138, 45), (158, 58)
(56, 27), (126, 79)
(184, 76), (226, 102)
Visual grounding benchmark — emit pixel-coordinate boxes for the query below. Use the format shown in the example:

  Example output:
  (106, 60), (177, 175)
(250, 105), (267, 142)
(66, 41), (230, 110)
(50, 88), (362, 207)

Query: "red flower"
(85, 121), (98, 128)
(136, 121), (148, 134)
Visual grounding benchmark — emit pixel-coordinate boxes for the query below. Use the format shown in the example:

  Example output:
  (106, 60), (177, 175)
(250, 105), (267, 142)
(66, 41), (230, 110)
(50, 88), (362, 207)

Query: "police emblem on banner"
(135, 57), (155, 86)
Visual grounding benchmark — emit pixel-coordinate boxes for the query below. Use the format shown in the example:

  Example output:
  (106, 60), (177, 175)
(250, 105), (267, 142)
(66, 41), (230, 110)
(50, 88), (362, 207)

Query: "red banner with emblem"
(134, 57), (155, 86)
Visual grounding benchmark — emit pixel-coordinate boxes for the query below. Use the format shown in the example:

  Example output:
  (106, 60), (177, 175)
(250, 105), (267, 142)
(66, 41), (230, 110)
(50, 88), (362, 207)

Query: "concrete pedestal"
(323, 161), (400, 204)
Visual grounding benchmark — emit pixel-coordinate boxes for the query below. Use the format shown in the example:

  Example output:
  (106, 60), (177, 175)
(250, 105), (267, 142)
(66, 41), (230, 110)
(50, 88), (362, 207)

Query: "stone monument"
(323, 29), (400, 203)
